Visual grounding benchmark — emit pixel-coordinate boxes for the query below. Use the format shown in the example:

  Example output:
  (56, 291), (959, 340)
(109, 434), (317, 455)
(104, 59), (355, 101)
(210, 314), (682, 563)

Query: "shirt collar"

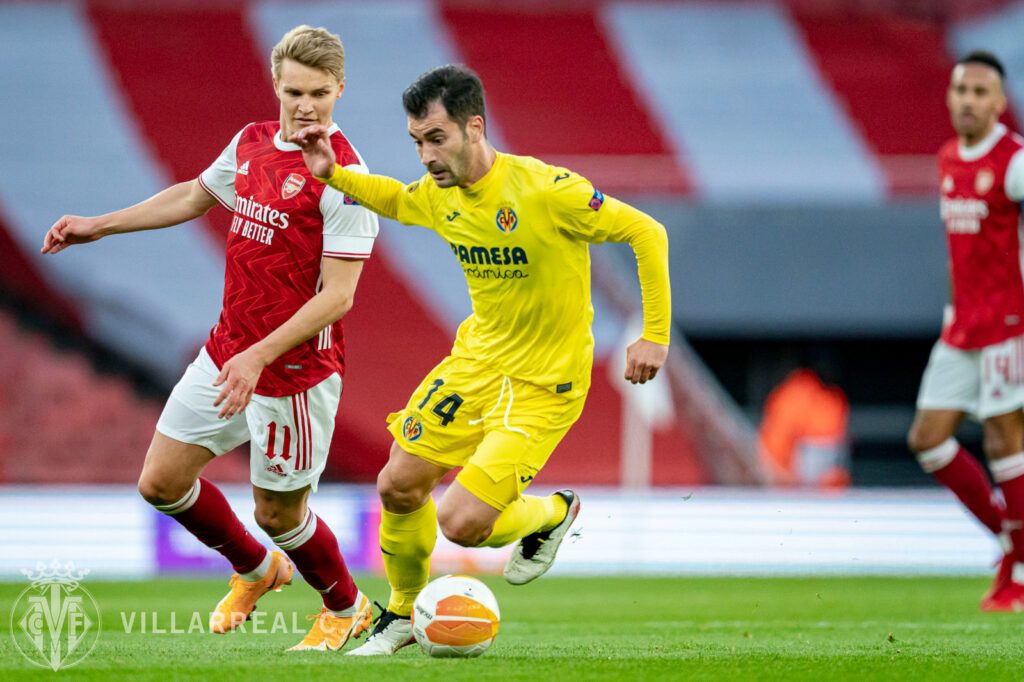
(274, 122), (340, 152)
(959, 122), (1007, 162)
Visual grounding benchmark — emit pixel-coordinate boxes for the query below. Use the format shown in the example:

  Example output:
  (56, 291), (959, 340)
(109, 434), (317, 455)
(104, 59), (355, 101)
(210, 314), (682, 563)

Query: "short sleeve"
(1006, 148), (1024, 202)
(395, 173), (438, 229)
(321, 163), (380, 259)
(198, 126), (246, 210)
(545, 171), (616, 243)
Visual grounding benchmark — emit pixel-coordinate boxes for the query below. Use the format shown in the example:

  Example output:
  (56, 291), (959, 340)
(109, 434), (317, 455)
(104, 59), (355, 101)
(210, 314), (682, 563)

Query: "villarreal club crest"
(495, 207), (518, 234)
(403, 416), (423, 442)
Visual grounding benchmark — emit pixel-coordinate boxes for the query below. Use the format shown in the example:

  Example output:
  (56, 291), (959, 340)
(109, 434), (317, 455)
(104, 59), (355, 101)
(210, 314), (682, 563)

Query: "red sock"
(273, 510), (358, 611)
(918, 439), (1004, 535)
(154, 477), (268, 574)
(991, 453), (1024, 560)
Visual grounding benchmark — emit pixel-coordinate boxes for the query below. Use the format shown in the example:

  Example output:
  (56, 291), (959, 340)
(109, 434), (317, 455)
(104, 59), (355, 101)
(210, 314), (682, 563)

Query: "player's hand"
(624, 338), (669, 384)
(212, 347), (267, 419)
(289, 124), (336, 178)
(41, 215), (105, 254)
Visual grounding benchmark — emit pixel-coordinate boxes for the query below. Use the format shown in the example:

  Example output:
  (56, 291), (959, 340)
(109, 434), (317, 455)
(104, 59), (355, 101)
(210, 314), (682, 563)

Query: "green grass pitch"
(1, 575), (1022, 680)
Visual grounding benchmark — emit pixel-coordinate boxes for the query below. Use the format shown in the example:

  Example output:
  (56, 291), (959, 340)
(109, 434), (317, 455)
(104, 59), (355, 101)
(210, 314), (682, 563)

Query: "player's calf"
(438, 516), (491, 547)
(149, 478), (273, 596)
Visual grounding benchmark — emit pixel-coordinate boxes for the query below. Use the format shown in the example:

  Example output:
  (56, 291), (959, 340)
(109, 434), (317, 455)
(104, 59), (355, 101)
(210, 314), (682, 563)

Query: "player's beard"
(445, 137), (474, 188)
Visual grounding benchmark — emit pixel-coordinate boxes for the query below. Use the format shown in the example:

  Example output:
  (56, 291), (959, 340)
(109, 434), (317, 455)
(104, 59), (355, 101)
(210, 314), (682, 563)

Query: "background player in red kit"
(907, 51), (1024, 611)
(40, 26), (378, 650)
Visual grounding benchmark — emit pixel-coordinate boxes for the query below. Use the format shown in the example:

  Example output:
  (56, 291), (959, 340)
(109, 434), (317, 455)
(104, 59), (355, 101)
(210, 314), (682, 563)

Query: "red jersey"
(198, 121), (378, 396)
(939, 123), (1024, 349)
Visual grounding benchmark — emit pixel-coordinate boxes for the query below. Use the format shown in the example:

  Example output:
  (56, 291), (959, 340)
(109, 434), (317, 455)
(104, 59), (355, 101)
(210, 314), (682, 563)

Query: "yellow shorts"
(386, 355), (586, 511)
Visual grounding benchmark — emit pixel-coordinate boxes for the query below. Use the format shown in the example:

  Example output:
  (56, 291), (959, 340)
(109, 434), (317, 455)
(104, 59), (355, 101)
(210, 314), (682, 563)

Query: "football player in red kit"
(907, 51), (1024, 611)
(42, 26), (378, 649)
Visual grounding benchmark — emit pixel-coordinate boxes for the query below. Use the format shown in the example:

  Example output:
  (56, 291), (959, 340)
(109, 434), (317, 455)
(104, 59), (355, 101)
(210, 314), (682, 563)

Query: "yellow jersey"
(322, 152), (670, 399)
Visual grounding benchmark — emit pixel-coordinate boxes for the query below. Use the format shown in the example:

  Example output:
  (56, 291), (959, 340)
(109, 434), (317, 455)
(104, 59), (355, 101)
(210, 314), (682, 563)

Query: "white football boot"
(503, 490), (580, 585)
(345, 606), (415, 656)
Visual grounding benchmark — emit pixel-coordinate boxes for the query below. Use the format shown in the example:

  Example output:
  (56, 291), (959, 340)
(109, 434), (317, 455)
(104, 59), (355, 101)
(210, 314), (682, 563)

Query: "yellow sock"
(380, 497), (437, 617)
(477, 493), (567, 548)
(546, 492), (569, 531)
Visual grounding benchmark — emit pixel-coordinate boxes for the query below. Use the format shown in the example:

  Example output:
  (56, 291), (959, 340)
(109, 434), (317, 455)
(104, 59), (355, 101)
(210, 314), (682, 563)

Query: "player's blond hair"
(271, 25), (345, 84)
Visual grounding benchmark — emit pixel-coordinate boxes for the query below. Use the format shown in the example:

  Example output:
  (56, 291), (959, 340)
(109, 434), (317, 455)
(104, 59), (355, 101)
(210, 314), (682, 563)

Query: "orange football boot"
(210, 551), (293, 633)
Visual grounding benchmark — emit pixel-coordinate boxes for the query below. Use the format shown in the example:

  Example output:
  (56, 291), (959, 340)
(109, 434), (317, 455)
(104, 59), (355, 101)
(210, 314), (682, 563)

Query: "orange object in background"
(759, 369), (851, 489)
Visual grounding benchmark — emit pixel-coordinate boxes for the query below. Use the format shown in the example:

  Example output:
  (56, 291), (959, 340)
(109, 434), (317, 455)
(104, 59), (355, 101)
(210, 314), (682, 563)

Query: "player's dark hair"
(957, 50), (1005, 79)
(403, 64), (487, 129)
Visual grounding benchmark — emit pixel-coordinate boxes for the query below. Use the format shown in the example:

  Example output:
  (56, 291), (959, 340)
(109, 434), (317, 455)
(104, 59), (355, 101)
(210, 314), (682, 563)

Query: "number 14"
(417, 379), (463, 427)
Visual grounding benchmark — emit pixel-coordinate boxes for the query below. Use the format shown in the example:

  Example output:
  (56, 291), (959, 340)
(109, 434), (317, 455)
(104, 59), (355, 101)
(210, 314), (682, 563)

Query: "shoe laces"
(368, 602), (407, 637)
(304, 608), (325, 623)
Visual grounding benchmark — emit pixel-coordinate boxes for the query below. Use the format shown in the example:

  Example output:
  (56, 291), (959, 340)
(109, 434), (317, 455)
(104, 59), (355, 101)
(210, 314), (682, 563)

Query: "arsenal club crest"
(975, 169), (994, 195)
(941, 175), (954, 194)
(281, 173), (306, 200)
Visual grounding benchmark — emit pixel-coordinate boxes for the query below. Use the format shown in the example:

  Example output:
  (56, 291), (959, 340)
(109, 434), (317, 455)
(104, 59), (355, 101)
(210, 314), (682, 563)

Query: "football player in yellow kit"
(291, 64), (671, 655)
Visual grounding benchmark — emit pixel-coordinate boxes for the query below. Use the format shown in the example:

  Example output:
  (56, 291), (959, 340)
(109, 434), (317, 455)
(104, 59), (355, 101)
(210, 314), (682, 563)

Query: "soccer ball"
(411, 574), (501, 658)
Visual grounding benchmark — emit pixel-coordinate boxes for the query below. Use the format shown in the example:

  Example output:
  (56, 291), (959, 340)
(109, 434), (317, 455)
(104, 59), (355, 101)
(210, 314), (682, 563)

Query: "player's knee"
(983, 431), (1015, 460)
(137, 474), (189, 507)
(439, 516), (489, 548)
(253, 501), (304, 537)
(906, 424), (943, 455)
(377, 469), (428, 514)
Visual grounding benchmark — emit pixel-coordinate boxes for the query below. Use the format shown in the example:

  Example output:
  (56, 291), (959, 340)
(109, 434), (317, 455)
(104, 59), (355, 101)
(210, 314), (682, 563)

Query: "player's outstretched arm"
(212, 256), (363, 419)
(290, 125), (406, 221)
(41, 180), (217, 255)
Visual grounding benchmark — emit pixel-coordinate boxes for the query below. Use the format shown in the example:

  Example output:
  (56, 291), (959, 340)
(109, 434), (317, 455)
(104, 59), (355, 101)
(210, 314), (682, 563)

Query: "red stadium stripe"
(786, 10), (1020, 195)
(86, 2), (277, 244)
(0, 204), (83, 331)
(439, 3), (693, 195)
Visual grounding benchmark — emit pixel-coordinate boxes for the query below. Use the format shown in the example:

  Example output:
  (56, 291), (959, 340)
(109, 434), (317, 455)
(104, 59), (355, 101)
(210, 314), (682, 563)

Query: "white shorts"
(156, 348), (342, 492)
(916, 337), (1024, 419)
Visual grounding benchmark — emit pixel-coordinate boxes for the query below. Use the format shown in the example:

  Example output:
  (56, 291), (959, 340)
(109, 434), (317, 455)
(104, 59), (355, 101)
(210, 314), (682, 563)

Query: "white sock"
(238, 550), (272, 582)
(328, 590), (365, 617)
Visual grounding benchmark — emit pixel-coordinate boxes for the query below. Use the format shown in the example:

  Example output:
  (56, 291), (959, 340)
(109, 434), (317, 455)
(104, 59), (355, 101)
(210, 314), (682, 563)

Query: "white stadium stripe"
(602, 2), (886, 202)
